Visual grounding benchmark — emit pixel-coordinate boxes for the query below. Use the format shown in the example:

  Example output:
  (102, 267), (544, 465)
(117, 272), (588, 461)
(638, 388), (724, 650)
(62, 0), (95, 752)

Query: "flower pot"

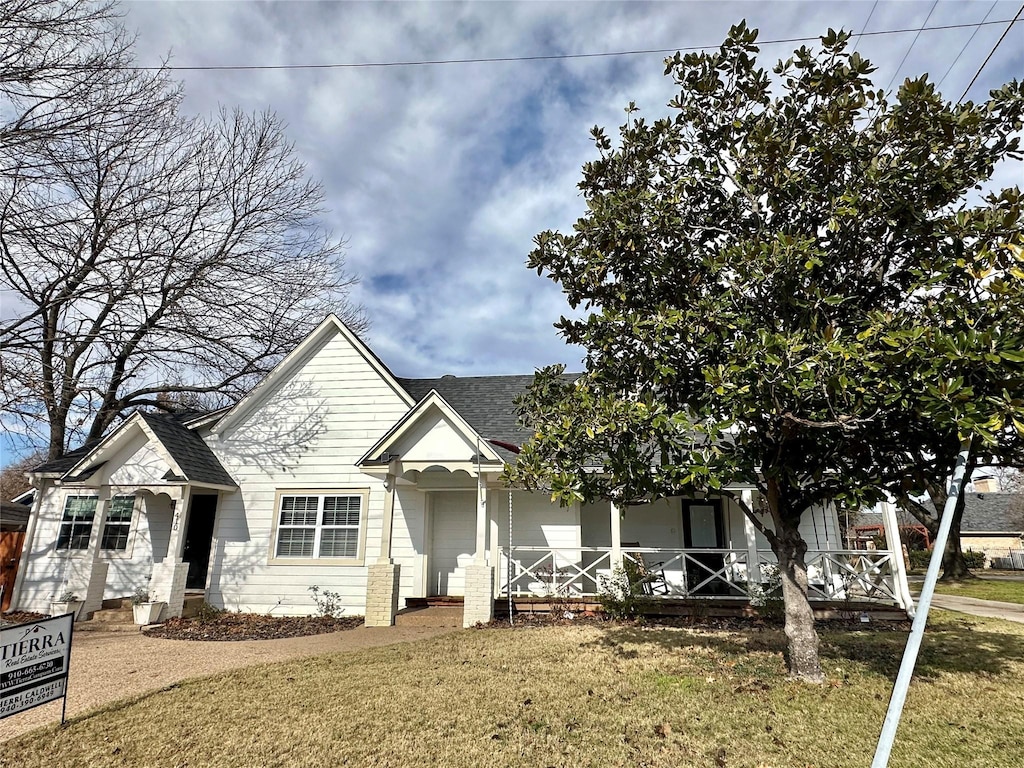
(132, 601), (166, 625)
(50, 600), (85, 621)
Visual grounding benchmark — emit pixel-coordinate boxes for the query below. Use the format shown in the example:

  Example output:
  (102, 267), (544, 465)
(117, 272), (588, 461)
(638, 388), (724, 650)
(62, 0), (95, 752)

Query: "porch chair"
(623, 543), (670, 596)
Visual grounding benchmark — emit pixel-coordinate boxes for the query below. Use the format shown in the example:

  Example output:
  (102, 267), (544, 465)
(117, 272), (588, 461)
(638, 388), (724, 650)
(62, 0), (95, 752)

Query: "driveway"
(1, 624), (455, 742)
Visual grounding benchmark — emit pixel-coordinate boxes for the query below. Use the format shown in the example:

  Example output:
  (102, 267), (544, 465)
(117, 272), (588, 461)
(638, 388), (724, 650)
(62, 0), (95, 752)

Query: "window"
(56, 496), (97, 550)
(101, 495), (135, 551)
(275, 493), (362, 559)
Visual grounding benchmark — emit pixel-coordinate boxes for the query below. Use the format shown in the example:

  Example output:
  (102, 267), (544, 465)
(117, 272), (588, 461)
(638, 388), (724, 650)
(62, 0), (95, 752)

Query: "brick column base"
(150, 561), (190, 620)
(364, 563), (401, 627)
(463, 564), (494, 627)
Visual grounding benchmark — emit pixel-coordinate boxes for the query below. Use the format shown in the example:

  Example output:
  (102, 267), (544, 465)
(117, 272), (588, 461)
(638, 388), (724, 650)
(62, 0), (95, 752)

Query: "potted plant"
(130, 586), (166, 626)
(50, 590), (85, 620)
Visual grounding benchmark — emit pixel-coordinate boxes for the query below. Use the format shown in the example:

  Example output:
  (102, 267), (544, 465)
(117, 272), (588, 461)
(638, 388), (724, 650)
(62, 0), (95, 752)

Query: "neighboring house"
(959, 493), (1024, 569)
(9, 316), (914, 627)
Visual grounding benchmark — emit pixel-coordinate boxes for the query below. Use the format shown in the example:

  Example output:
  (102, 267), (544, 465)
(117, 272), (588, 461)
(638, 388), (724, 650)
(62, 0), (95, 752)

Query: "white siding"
(14, 484), (173, 611)
(393, 407), (478, 462)
(207, 329), (411, 616)
(106, 435), (172, 488)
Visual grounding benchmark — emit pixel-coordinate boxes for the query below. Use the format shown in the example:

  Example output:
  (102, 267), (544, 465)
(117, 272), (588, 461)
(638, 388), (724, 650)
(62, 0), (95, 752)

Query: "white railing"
(497, 546), (900, 603)
(756, 549), (899, 603)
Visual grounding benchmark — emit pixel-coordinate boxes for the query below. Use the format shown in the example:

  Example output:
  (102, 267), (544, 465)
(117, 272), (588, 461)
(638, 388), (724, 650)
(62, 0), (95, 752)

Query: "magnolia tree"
(509, 24), (1024, 682)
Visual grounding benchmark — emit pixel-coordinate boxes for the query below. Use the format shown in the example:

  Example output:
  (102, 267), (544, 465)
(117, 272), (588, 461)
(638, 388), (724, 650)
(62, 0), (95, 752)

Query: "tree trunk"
(926, 484), (976, 581)
(765, 480), (824, 683)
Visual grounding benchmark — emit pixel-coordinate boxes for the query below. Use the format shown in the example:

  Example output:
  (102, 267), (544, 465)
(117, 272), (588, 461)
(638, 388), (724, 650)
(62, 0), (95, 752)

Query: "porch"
(496, 545), (905, 604)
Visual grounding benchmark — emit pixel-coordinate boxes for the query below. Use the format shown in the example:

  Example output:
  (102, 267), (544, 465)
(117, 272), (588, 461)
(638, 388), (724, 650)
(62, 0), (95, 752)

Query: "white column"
(741, 489), (760, 585)
(377, 472), (396, 565)
(366, 470), (402, 627)
(474, 471), (488, 565)
(881, 499), (915, 615)
(490, 501), (500, 594)
(72, 487), (111, 619)
(610, 500), (622, 570)
(167, 485), (193, 561)
(149, 486), (192, 619)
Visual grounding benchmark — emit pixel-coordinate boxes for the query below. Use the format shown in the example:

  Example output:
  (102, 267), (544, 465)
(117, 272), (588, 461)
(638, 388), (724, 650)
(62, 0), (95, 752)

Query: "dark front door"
(682, 499), (730, 596)
(183, 494), (218, 590)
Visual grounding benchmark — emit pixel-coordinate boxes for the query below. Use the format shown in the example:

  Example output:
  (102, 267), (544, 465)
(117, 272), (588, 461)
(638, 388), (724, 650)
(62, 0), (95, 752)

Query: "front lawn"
(932, 577), (1024, 605)
(4, 614), (1023, 768)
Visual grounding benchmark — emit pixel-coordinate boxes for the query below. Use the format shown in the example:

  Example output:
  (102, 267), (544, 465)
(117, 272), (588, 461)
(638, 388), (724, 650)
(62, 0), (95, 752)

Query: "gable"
(106, 434), (175, 487)
(390, 404), (482, 463)
(213, 315), (414, 438)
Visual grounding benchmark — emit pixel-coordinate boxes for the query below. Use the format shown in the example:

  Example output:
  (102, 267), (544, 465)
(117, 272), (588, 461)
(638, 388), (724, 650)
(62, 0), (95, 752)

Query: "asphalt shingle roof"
(397, 374), (578, 462)
(960, 493), (1024, 533)
(138, 412), (236, 488)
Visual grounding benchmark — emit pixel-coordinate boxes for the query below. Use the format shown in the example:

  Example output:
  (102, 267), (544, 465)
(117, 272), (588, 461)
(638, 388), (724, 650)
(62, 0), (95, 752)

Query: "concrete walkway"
(1, 624), (455, 743)
(927, 594), (1024, 624)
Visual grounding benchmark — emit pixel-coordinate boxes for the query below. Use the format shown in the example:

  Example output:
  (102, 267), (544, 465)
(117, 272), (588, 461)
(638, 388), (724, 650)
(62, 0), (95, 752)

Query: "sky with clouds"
(112, 1), (1021, 382)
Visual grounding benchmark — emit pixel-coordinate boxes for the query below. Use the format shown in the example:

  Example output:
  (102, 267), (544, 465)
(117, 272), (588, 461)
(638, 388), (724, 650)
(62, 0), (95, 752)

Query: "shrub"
(195, 601), (223, 623)
(597, 565), (650, 620)
(908, 548), (987, 570)
(130, 586), (150, 606)
(308, 585), (345, 618)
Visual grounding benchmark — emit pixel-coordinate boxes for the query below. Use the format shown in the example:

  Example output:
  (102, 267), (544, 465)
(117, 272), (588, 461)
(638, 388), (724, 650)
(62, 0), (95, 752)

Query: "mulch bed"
(145, 613), (364, 641)
(0, 610), (47, 628)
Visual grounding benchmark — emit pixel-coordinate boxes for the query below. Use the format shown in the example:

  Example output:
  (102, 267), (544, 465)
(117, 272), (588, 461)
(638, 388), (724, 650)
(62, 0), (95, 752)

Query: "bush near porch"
(4, 613), (1023, 767)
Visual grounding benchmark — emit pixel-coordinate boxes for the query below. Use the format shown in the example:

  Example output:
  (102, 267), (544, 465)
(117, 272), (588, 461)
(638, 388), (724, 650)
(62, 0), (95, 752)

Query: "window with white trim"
(275, 494), (362, 559)
(101, 495), (135, 550)
(56, 496), (97, 550)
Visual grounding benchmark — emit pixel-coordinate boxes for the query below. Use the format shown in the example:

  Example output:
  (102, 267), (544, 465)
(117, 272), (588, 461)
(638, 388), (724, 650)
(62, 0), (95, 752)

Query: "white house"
(10, 316), (914, 627)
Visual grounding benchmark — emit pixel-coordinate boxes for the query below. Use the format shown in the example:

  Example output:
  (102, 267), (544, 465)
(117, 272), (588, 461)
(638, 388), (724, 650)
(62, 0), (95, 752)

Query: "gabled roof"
(213, 314), (415, 436)
(136, 412), (235, 488)
(56, 411), (235, 489)
(358, 390), (504, 467)
(396, 373), (578, 462)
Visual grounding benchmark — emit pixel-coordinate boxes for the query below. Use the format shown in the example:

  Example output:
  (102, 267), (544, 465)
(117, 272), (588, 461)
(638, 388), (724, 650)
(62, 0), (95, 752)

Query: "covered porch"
(496, 493), (912, 608)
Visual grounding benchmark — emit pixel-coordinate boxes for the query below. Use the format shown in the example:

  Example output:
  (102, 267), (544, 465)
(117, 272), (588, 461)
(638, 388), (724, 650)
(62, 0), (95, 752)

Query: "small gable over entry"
(358, 390), (504, 477)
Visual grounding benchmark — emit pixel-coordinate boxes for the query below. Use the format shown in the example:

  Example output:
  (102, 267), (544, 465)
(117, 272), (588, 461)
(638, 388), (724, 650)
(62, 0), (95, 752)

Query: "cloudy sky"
(101, 1), (1024, 378)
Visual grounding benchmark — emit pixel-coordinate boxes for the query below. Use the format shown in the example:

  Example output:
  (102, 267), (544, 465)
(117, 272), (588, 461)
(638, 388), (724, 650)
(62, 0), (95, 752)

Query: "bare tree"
(1, 7), (363, 460)
(1, 1), (136, 157)
(0, 450), (45, 501)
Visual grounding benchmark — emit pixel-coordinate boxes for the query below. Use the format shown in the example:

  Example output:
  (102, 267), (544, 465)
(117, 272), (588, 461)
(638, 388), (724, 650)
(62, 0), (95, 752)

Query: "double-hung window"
(56, 496), (98, 550)
(101, 495), (135, 551)
(275, 493), (362, 560)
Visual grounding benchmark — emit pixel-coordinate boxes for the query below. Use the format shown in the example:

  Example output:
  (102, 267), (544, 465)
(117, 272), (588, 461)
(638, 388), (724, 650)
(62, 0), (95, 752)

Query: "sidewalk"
(926, 593), (1024, 624)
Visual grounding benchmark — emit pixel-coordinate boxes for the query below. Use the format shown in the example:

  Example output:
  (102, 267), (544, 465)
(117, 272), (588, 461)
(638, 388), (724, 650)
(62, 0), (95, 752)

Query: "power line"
(958, 2), (1024, 102)
(885, 0), (939, 92)
(851, 0), (880, 55)
(81, 16), (1023, 73)
(935, 0), (998, 91)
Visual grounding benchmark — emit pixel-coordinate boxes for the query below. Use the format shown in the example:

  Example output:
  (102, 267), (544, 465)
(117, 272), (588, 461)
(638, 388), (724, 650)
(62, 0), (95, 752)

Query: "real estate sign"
(0, 613), (74, 721)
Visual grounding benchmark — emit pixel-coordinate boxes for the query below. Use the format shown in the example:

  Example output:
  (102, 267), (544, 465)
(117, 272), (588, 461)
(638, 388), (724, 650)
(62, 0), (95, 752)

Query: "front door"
(182, 494), (218, 590)
(682, 500), (728, 595)
(429, 492), (476, 597)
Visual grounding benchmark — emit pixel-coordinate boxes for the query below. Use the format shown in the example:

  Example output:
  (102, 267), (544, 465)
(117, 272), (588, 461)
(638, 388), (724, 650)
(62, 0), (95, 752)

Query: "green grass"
(4, 614), (1024, 768)
(932, 577), (1024, 605)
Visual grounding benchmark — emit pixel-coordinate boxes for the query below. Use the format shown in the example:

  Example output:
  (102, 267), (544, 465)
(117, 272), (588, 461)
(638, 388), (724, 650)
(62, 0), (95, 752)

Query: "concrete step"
(395, 605), (464, 628)
(75, 605), (139, 632)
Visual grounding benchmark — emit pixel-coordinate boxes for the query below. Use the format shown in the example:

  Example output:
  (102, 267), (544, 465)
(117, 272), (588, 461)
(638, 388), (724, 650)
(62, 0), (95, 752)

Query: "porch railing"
(496, 546), (900, 603)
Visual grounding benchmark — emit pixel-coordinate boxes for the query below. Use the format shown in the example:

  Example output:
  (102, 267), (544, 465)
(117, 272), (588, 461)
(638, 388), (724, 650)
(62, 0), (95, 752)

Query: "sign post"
(1, 613), (74, 724)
